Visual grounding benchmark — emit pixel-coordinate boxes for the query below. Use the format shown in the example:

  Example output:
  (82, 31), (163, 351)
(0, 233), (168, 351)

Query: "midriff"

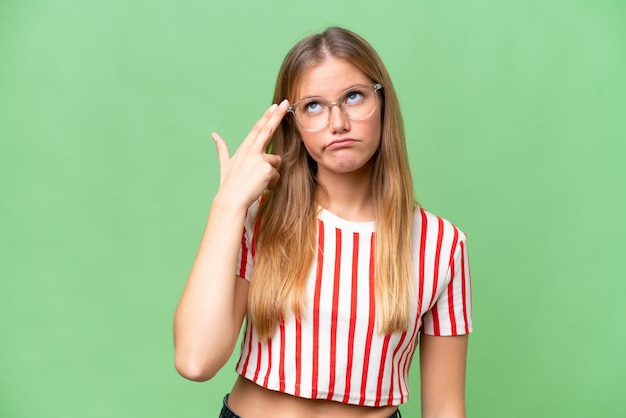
(227, 375), (398, 418)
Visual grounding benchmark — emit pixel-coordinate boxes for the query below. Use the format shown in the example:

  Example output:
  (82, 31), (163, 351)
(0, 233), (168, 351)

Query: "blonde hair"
(248, 27), (416, 340)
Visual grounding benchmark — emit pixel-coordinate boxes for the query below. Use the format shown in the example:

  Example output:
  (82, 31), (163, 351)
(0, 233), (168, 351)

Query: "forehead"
(295, 56), (372, 99)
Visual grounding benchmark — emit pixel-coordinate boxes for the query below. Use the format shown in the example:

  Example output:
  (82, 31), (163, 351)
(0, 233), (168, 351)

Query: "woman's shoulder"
(412, 206), (467, 241)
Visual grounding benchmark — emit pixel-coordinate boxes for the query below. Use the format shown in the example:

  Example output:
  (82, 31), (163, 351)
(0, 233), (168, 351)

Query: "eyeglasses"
(287, 83), (383, 132)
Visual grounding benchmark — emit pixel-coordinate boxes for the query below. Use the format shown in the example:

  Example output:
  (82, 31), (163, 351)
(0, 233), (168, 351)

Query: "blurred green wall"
(1, 0), (625, 417)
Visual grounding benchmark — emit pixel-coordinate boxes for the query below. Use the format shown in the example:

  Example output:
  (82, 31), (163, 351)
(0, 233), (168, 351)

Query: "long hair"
(248, 27), (416, 340)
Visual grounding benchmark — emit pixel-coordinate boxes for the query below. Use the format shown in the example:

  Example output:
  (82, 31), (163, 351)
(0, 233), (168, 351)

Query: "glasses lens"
(295, 99), (329, 132)
(294, 85), (379, 132)
(340, 85), (377, 120)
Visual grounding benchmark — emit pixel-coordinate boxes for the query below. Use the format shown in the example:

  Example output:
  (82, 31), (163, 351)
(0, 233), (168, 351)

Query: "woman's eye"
(345, 91), (364, 104)
(305, 101), (324, 114)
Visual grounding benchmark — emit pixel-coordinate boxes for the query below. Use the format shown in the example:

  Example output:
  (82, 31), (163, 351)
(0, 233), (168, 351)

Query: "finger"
(265, 154), (282, 172)
(264, 154), (281, 190)
(266, 169), (281, 190)
(240, 103), (279, 149)
(211, 132), (231, 168)
(252, 99), (289, 152)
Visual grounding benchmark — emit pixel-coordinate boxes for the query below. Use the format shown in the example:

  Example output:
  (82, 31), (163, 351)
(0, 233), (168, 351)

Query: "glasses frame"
(287, 83), (383, 132)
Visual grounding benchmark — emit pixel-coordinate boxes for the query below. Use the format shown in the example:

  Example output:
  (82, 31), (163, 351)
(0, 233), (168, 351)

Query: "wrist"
(210, 191), (250, 218)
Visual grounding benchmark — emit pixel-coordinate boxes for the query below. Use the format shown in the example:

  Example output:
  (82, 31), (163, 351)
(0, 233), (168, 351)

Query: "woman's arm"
(173, 101), (289, 381)
(419, 334), (469, 418)
(173, 203), (250, 381)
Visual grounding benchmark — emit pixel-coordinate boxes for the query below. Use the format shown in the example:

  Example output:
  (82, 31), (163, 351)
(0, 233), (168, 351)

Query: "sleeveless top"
(235, 202), (472, 406)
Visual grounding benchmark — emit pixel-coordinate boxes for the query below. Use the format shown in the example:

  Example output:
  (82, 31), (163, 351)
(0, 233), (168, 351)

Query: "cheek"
(367, 118), (383, 145)
(298, 131), (321, 154)
(365, 108), (383, 135)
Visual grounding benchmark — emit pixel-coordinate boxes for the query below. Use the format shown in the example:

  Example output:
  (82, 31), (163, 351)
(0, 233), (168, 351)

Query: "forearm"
(420, 334), (468, 418)
(174, 195), (249, 381)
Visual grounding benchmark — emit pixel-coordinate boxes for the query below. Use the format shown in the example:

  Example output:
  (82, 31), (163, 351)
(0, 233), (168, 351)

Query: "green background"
(1, 0), (625, 417)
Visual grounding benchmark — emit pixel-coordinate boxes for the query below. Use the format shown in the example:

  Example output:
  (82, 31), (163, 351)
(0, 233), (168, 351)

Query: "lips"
(325, 138), (357, 149)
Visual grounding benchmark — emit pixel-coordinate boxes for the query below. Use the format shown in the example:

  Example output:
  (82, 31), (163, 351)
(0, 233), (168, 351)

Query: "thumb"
(211, 132), (231, 167)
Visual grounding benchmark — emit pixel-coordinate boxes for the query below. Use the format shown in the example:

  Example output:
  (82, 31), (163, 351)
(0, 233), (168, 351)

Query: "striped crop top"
(235, 202), (472, 407)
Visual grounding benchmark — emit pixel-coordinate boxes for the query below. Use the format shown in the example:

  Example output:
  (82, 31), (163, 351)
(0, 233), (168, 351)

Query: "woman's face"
(293, 56), (382, 182)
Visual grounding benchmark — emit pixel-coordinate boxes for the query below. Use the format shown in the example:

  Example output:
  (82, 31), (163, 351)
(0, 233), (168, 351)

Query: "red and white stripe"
(236, 203), (472, 406)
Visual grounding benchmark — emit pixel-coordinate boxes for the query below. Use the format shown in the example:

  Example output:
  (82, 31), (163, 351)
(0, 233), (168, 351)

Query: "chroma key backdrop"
(1, 0), (625, 417)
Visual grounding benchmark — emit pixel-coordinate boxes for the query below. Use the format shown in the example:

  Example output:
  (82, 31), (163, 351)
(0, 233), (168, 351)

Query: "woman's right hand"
(211, 99), (290, 211)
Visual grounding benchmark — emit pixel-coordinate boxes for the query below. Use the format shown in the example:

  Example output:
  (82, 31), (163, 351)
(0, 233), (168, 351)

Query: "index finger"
(251, 99), (290, 152)
(239, 102), (280, 150)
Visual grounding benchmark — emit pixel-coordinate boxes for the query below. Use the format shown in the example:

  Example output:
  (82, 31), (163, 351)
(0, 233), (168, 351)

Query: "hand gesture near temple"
(211, 100), (289, 212)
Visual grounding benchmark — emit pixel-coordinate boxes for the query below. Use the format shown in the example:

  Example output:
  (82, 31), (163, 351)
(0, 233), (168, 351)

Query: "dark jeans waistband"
(218, 395), (239, 418)
(218, 394), (402, 418)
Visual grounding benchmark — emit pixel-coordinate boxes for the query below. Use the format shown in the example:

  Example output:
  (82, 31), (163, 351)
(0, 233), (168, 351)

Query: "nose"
(328, 103), (350, 133)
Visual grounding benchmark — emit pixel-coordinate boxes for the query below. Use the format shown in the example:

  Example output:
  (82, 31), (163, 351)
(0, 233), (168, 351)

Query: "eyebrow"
(296, 84), (364, 102)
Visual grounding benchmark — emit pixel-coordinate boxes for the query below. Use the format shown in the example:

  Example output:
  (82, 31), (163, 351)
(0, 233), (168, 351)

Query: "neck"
(315, 166), (374, 222)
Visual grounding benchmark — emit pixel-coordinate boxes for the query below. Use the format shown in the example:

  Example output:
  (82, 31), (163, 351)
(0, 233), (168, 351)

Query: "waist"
(227, 376), (399, 418)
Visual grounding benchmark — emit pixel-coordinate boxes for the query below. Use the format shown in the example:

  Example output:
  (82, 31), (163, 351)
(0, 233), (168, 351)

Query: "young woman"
(174, 27), (472, 418)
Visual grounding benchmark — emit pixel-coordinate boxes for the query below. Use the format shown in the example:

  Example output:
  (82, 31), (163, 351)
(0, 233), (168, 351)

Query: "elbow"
(173, 326), (238, 381)
(174, 353), (221, 382)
